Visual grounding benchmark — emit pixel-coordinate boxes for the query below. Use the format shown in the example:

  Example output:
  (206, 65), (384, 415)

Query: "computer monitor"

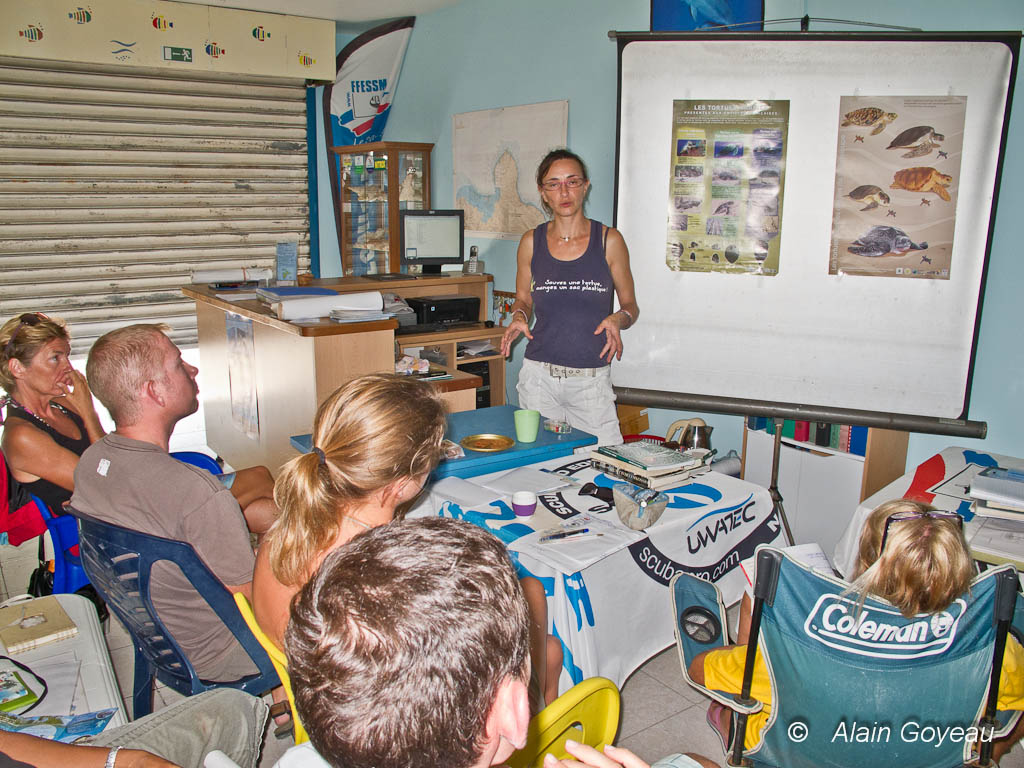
(399, 209), (464, 276)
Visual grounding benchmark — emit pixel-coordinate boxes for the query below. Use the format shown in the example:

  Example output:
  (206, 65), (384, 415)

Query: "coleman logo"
(803, 594), (965, 659)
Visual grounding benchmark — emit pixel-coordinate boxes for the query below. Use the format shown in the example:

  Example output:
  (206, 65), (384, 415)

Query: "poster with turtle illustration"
(829, 95), (966, 279)
(665, 99), (788, 275)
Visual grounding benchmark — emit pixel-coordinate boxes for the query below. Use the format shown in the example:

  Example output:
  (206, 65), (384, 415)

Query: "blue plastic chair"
(68, 507), (279, 719)
(672, 546), (1021, 768)
(31, 496), (90, 595)
(170, 451), (222, 475)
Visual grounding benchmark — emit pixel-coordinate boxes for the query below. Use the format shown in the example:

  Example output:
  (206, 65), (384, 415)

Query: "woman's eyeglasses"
(3, 313), (46, 358)
(879, 508), (963, 555)
(541, 177), (586, 191)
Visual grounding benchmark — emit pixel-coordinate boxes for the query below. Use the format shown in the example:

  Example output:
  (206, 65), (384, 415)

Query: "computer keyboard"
(396, 322), (449, 335)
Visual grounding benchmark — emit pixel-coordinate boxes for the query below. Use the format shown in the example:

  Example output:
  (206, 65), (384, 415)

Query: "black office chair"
(69, 507), (279, 718)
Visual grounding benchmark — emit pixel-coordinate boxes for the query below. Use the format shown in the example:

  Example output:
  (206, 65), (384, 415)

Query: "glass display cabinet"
(330, 141), (433, 276)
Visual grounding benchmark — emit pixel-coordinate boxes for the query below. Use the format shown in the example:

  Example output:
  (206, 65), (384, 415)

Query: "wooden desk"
(182, 275), (502, 474)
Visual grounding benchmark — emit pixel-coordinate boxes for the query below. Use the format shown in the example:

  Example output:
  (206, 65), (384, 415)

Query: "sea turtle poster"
(829, 95), (966, 279)
(665, 99), (788, 275)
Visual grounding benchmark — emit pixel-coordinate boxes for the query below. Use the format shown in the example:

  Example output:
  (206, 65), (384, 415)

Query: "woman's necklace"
(0, 395), (66, 428)
(553, 218), (586, 243)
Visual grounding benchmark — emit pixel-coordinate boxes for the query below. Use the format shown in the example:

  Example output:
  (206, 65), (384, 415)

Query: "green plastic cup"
(514, 409), (541, 443)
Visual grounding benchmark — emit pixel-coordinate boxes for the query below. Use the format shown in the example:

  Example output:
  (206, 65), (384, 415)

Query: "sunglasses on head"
(3, 313), (48, 359)
(879, 508), (963, 555)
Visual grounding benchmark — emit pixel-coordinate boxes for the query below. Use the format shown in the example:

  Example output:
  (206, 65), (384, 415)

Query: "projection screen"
(613, 33), (1017, 422)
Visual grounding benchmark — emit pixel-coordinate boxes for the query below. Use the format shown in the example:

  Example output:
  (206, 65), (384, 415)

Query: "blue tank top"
(525, 219), (614, 369)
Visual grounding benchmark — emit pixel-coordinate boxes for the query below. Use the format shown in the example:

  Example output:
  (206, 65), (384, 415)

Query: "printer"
(405, 294), (480, 325)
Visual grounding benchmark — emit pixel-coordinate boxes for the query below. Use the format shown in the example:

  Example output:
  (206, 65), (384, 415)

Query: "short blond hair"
(0, 313), (69, 393)
(265, 374), (447, 586)
(852, 499), (973, 617)
(86, 324), (170, 427)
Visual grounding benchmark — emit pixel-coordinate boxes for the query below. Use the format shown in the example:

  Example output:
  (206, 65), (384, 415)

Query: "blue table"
(290, 405), (597, 479)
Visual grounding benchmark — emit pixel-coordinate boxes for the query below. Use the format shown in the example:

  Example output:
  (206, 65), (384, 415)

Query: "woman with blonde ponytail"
(252, 374), (447, 647)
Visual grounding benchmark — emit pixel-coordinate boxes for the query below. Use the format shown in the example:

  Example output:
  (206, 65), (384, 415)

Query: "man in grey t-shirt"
(72, 324), (257, 681)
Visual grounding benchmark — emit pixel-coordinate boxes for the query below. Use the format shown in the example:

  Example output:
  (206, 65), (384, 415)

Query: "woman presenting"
(500, 149), (639, 446)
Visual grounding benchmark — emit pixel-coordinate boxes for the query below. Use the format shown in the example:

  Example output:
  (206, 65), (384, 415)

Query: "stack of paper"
(479, 467), (576, 495)
(969, 517), (1024, 562)
(508, 513), (645, 574)
(739, 543), (834, 594)
(458, 340), (496, 358)
(330, 308), (393, 323)
(256, 285), (338, 302)
(270, 291), (384, 321)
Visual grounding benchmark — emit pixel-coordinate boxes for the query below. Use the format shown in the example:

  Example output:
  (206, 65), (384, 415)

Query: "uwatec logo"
(803, 594), (965, 659)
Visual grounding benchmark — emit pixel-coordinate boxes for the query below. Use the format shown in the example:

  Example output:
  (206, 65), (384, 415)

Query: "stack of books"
(969, 467), (1024, 520)
(589, 442), (706, 491)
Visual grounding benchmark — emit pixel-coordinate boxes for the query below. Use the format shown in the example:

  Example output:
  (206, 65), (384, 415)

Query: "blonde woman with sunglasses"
(500, 149), (639, 447)
(0, 313), (105, 514)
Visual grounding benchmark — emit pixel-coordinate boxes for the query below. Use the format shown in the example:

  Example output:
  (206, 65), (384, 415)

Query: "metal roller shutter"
(0, 54), (310, 355)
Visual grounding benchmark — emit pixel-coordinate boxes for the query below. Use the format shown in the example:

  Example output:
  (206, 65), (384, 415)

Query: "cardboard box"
(617, 404), (649, 437)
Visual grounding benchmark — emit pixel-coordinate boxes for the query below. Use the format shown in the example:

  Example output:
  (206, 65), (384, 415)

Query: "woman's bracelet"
(618, 308), (635, 329)
(105, 746), (122, 768)
(512, 308), (529, 325)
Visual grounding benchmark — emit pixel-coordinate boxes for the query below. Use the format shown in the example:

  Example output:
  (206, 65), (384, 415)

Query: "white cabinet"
(741, 427), (908, 557)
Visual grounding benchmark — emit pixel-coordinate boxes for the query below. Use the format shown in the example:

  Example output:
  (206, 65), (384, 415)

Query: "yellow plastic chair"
(507, 677), (620, 768)
(232, 592), (308, 744)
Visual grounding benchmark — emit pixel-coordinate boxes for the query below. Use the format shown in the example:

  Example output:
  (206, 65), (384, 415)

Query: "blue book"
(848, 425), (868, 456)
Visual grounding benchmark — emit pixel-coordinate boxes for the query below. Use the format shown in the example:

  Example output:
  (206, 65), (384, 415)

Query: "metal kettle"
(664, 418), (713, 451)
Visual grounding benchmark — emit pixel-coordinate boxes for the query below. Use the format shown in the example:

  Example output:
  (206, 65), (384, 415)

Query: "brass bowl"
(460, 433), (515, 453)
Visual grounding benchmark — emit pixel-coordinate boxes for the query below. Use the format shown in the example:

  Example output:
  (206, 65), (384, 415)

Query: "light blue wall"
(380, 0), (1024, 469)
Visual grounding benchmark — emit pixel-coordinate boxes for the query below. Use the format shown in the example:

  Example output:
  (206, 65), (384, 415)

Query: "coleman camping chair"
(671, 545), (1020, 768)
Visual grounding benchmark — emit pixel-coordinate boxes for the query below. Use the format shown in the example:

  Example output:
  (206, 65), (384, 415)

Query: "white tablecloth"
(411, 454), (780, 691)
(833, 446), (1024, 577)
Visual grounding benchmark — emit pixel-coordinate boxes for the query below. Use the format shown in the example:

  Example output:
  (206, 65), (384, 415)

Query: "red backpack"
(0, 449), (47, 546)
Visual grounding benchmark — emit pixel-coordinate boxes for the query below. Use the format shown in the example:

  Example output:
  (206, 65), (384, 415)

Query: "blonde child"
(691, 499), (1024, 760)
